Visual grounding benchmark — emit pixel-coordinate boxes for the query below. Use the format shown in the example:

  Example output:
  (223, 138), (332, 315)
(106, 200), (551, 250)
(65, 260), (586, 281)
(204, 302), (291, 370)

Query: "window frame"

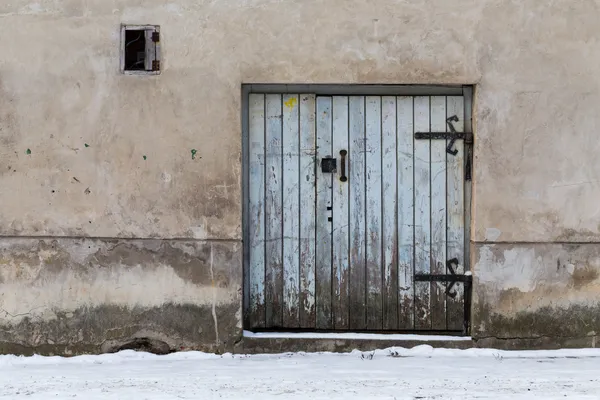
(120, 25), (161, 75)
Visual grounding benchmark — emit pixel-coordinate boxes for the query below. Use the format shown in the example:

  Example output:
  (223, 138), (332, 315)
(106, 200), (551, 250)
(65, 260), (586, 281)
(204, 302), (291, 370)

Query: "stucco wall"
(0, 0), (599, 352)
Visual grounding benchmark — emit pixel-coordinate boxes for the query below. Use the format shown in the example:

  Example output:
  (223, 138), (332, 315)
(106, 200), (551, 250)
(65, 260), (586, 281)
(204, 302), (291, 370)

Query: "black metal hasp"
(414, 115), (473, 156)
(321, 157), (337, 173)
(414, 258), (471, 299)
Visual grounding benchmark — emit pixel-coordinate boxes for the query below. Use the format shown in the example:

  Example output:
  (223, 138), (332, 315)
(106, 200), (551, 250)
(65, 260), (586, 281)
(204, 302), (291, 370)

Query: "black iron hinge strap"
(414, 131), (473, 142)
(414, 114), (473, 156)
(414, 258), (472, 299)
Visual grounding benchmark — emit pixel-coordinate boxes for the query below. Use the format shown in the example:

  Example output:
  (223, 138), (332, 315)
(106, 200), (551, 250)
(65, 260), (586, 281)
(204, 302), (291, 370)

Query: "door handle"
(339, 149), (347, 182)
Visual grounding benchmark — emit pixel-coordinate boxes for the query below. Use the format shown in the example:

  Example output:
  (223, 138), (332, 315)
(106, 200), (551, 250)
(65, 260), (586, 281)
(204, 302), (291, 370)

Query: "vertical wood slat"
(365, 96), (383, 329)
(463, 87), (473, 327)
(265, 94), (284, 327)
(397, 96), (415, 330)
(381, 96), (398, 330)
(299, 94), (317, 328)
(315, 96), (333, 329)
(332, 96), (350, 330)
(248, 93), (266, 328)
(446, 96), (466, 331)
(348, 96), (367, 330)
(282, 94), (300, 327)
(430, 96), (447, 330)
(414, 96), (431, 330)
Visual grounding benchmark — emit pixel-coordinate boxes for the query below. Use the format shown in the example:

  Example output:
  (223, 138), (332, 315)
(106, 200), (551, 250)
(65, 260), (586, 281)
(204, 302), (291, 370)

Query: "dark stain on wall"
(474, 289), (600, 339)
(0, 77), (19, 155)
(90, 241), (213, 285)
(570, 265), (599, 289)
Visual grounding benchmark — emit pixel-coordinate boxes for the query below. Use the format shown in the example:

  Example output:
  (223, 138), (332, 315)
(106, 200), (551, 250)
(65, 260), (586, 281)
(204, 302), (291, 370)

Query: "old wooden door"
(245, 90), (471, 333)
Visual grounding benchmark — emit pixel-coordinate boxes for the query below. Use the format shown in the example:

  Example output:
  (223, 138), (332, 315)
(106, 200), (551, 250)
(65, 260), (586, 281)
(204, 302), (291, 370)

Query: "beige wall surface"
(1, 0), (600, 352)
(2, 0), (598, 241)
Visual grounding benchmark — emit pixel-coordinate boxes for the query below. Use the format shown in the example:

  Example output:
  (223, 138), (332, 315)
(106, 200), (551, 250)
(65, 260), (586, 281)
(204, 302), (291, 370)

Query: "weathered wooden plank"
(282, 94), (300, 327)
(414, 96), (431, 330)
(348, 96), (367, 330)
(397, 96), (415, 330)
(446, 96), (465, 331)
(315, 96), (333, 329)
(381, 96), (398, 330)
(332, 96), (350, 330)
(463, 87), (473, 335)
(463, 87), (473, 281)
(299, 94), (317, 328)
(264, 94), (284, 328)
(248, 93), (266, 329)
(365, 96), (383, 329)
(430, 96), (447, 331)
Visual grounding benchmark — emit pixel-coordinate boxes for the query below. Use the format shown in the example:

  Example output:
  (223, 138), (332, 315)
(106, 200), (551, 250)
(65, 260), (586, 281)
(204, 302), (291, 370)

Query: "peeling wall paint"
(0, 238), (241, 353)
(473, 243), (600, 339)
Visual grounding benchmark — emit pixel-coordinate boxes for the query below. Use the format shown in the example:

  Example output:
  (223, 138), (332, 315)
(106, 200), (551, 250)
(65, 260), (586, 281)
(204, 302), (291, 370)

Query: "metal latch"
(321, 157), (337, 173)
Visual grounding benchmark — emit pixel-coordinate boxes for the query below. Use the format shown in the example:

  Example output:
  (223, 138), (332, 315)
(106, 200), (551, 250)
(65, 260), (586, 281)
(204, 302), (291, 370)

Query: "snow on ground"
(1, 346), (600, 399)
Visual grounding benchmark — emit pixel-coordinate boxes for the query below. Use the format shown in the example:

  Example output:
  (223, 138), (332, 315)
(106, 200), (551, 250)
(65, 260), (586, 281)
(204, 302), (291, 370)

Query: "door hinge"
(414, 258), (473, 335)
(445, 258), (460, 298)
(414, 258), (472, 299)
(465, 150), (472, 181)
(152, 31), (160, 43)
(414, 115), (473, 156)
(414, 132), (473, 141)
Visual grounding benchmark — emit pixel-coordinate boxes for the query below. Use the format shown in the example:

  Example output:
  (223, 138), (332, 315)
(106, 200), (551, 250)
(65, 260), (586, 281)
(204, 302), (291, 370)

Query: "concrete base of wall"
(3, 238), (600, 356)
(0, 237), (243, 356)
(473, 243), (600, 340)
(3, 334), (600, 357)
(239, 335), (600, 354)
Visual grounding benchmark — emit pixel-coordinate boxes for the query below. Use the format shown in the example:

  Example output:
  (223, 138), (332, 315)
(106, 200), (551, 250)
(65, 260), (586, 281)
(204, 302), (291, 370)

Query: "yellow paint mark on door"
(284, 97), (297, 110)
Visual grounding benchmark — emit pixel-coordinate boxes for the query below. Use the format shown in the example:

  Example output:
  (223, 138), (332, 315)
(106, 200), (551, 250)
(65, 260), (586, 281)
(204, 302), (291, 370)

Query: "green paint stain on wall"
(191, 149), (198, 160)
(143, 155), (147, 160)
(26, 149), (31, 155)
(84, 143), (90, 148)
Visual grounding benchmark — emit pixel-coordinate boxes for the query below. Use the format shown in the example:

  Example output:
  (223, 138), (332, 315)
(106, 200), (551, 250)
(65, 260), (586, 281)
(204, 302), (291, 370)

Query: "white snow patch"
(1, 348), (600, 398)
(2, 347), (600, 399)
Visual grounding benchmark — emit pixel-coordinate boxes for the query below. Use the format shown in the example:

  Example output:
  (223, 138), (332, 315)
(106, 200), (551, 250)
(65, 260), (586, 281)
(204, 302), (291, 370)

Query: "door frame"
(241, 84), (475, 333)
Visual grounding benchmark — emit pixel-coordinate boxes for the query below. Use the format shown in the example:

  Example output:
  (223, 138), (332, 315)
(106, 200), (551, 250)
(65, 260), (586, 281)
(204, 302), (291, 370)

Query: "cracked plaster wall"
(0, 239), (241, 353)
(1, 0), (600, 351)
